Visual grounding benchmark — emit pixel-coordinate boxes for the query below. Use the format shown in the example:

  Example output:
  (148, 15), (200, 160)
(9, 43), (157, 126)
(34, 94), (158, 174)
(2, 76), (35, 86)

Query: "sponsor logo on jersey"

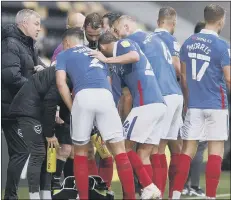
(121, 40), (131, 48)
(34, 125), (42, 134)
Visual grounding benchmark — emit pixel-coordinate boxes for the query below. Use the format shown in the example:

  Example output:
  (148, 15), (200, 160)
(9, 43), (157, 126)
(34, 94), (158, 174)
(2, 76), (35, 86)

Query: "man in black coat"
(1, 9), (46, 199)
(8, 66), (71, 199)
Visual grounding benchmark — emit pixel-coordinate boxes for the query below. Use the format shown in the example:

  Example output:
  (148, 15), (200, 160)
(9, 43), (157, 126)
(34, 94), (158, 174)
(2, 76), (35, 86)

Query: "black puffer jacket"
(1, 24), (45, 119)
(8, 67), (61, 137)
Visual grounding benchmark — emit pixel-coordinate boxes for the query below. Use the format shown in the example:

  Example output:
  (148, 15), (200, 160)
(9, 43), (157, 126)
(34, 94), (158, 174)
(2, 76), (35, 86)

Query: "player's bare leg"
(206, 141), (224, 199)
(171, 140), (198, 199)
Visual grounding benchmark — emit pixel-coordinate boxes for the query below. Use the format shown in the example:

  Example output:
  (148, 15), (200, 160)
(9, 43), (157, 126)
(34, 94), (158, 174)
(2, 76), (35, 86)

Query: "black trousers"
(2, 119), (29, 200)
(186, 141), (208, 187)
(3, 117), (52, 199)
(17, 117), (52, 193)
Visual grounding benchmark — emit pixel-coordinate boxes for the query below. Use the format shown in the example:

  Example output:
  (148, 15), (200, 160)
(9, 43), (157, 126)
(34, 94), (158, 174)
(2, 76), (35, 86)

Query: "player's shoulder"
(56, 48), (69, 59)
(118, 38), (134, 47)
(155, 29), (176, 41)
(216, 37), (230, 49)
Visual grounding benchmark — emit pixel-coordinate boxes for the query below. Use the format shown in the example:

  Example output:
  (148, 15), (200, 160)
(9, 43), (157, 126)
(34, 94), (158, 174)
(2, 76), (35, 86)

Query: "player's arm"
(180, 61), (188, 111)
(89, 50), (139, 64)
(89, 40), (140, 64)
(56, 71), (73, 112)
(1, 41), (28, 91)
(106, 51), (139, 64)
(180, 61), (188, 114)
(172, 56), (181, 78)
(55, 54), (73, 112)
(120, 87), (133, 123)
(221, 46), (230, 92)
(170, 39), (181, 78)
(223, 66), (230, 91)
(106, 64), (112, 85)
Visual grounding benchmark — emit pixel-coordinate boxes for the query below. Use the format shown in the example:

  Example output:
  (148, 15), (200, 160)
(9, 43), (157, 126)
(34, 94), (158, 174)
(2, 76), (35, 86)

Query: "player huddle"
(55, 3), (229, 200)
(3, 3), (230, 200)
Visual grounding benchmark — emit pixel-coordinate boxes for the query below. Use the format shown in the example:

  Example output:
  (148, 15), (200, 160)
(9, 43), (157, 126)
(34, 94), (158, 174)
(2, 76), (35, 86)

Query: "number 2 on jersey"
(140, 50), (154, 76)
(188, 53), (210, 81)
(90, 58), (104, 69)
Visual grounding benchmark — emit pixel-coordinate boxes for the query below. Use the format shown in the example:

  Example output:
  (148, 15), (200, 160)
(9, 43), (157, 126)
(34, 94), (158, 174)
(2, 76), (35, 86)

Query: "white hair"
(15, 9), (40, 25)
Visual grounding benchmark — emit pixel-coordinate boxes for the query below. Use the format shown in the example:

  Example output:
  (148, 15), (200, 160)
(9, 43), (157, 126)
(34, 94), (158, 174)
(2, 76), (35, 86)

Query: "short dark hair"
(62, 27), (84, 41)
(204, 4), (225, 23)
(84, 12), (102, 29)
(194, 21), (206, 33)
(103, 12), (122, 28)
(158, 7), (177, 21)
(98, 32), (118, 45)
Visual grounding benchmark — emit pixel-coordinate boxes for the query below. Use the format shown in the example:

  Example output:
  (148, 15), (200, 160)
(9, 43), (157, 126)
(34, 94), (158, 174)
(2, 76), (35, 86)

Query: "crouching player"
(56, 27), (136, 200)
(90, 32), (167, 199)
(111, 15), (183, 197)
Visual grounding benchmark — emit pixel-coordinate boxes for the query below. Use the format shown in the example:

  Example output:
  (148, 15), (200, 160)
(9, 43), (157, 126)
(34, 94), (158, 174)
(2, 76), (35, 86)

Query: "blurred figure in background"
(1, 9), (46, 200)
(182, 21), (207, 197)
(51, 12), (86, 64)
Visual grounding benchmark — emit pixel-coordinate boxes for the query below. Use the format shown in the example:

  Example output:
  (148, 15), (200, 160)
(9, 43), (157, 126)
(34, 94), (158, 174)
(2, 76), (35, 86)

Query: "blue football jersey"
(154, 28), (181, 57)
(180, 29), (230, 109)
(127, 30), (182, 96)
(108, 63), (123, 106)
(113, 39), (165, 108)
(56, 45), (111, 95)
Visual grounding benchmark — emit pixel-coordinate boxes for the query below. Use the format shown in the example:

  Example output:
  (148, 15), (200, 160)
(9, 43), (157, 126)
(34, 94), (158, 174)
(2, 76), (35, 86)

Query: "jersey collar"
(83, 31), (89, 46)
(134, 29), (143, 33)
(154, 28), (169, 33)
(200, 29), (219, 37)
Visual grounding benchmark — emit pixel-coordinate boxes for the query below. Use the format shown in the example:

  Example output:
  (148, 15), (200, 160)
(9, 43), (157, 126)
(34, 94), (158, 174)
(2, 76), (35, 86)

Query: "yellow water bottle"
(91, 127), (111, 159)
(47, 147), (57, 173)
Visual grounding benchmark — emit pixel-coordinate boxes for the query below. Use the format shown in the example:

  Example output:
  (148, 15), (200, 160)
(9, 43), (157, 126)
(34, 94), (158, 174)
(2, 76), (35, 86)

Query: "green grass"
(2, 171), (229, 199)
(110, 170), (230, 199)
(2, 148), (230, 199)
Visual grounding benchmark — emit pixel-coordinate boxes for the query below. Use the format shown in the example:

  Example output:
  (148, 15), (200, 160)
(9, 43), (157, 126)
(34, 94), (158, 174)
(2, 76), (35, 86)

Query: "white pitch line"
(183, 194), (231, 199)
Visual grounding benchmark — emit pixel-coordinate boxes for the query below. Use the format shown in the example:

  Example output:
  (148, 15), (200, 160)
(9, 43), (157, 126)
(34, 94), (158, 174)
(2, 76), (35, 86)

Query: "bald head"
(66, 13), (85, 29)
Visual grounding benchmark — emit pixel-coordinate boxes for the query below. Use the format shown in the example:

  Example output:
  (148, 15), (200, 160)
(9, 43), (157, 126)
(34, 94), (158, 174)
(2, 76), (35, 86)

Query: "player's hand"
(46, 136), (59, 149)
(34, 65), (45, 72)
(55, 111), (64, 124)
(88, 50), (107, 63)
